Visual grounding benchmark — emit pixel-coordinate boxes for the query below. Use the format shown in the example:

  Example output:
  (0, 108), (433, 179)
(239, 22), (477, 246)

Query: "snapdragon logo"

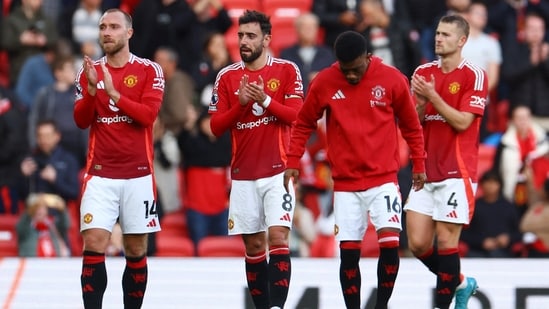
(424, 114), (446, 122)
(97, 115), (134, 125)
(236, 116), (277, 130)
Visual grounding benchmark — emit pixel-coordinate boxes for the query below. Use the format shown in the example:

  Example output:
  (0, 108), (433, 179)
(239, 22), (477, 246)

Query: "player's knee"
(82, 228), (111, 253)
(243, 233), (267, 254)
(267, 226), (290, 247)
(407, 237), (431, 257)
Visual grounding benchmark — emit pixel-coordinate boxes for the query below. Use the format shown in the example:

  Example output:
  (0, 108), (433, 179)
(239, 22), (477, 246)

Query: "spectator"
(130, 0), (194, 71)
(419, 0), (472, 62)
(501, 11), (549, 130)
(280, 12), (335, 93)
(178, 104), (231, 251)
(153, 46), (196, 134)
(191, 32), (233, 106)
(0, 86), (28, 214)
(460, 170), (521, 258)
(462, 2), (502, 94)
(487, 0), (549, 55)
(20, 120), (81, 202)
(187, 0), (232, 72)
(406, 0), (446, 62)
(152, 117), (181, 214)
(14, 38), (73, 112)
(355, 0), (422, 78)
(28, 56), (88, 167)
(520, 176), (549, 258)
(493, 105), (549, 217)
(1, 0), (58, 87)
(58, 0), (104, 61)
(16, 192), (71, 257)
(461, 1), (502, 141)
(312, 0), (360, 48)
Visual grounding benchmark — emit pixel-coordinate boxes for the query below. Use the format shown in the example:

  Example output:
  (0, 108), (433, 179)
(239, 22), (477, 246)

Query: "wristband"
(261, 95), (271, 108)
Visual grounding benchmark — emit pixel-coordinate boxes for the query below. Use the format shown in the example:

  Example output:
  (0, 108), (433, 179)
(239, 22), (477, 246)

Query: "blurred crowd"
(1, 0), (549, 258)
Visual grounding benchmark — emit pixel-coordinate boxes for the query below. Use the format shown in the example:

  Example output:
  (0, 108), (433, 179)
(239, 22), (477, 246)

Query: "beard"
(101, 40), (125, 56)
(240, 46), (263, 63)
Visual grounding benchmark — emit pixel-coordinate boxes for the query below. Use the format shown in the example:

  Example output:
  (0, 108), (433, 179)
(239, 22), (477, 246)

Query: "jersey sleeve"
(393, 73), (426, 173)
(287, 76), (324, 169)
(264, 62), (304, 124)
(460, 67), (488, 117)
(115, 61), (164, 126)
(209, 71), (247, 137)
(73, 68), (97, 129)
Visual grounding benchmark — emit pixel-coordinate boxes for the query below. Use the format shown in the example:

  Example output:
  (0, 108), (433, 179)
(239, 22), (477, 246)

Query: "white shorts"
(334, 182), (402, 241)
(404, 178), (477, 224)
(228, 172), (295, 235)
(80, 174), (161, 234)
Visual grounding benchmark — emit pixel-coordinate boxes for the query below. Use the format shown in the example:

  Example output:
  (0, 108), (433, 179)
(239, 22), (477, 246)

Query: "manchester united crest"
(448, 82), (460, 94)
(334, 224), (339, 236)
(124, 75), (138, 88)
(83, 213), (93, 224)
(228, 218), (234, 230)
(371, 85), (386, 100)
(266, 78), (280, 92)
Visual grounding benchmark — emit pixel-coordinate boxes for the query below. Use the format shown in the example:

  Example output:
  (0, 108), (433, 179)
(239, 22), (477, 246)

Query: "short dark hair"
(440, 14), (469, 38)
(333, 31), (367, 62)
(36, 119), (59, 133)
(51, 56), (74, 72)
(239, 10), (272, 35)
(480, 169), (502, 185)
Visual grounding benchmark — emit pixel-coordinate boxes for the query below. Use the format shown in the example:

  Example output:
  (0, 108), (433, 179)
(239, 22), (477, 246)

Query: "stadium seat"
(155, 234), (195, 257)
(309, 234), (336, 257)
(197, 235), (245, 257)
(160, 210), (188, 237)
(262, 0), (313, 16)
(66, 200), (83, 256)
(222, 0), (261, 19)
(0, 214), (20, 257)
(477, 144), (497, 179)
(262, 0), (313, 57)
(269, 18), (298, 57)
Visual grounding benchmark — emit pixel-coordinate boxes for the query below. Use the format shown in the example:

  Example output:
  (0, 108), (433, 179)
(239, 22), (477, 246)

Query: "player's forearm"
(430, 95), (474, 132)
(74, 97), (96, 129)
(210, 103), (247, 137)
(115, 94), (161, 126)
(263, 97), (300, 124)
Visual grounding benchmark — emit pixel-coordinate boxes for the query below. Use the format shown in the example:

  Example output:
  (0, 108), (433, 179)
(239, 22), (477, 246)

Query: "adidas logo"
(446, 210), (458, 218)
(279, 213), (291, 222)
(146, 219), (157, 227)
(332, 89), (345, 99)
(82, 284), (94, 292)
(274, 279), (289, 287)
(388, 214), (400, 223)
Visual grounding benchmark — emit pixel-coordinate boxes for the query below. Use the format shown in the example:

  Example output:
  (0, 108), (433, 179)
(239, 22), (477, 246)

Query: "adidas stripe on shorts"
(404, 178), (477, 224)
(334, 182), (402, 241)
(80, 174), (161, 234)
(228, 172), (295, 235)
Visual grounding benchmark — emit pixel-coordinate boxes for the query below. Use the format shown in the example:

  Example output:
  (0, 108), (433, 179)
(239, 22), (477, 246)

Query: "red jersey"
(287, 56), (426, 192)
(414, 59), (487, 182)
(209, 56), (304, 180)
(74, 54), (165, 179)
